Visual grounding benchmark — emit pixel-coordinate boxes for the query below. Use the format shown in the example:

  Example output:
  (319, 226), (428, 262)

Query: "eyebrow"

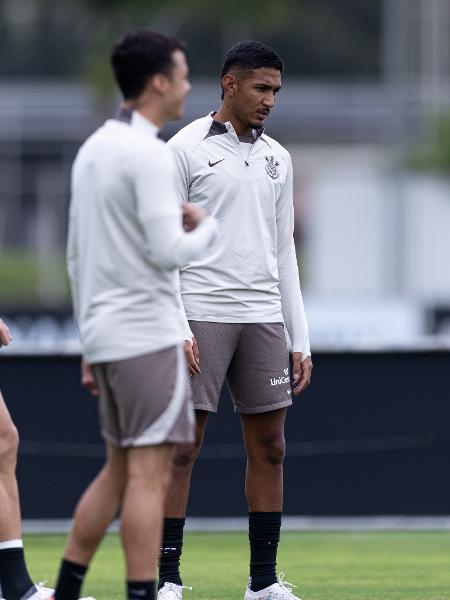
(254, 83), (282, 91)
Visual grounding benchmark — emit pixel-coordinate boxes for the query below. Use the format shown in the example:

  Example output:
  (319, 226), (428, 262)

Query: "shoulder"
(130, 132), (174, 175)
(168, 115), (213, 154)
(261, 133), (291, 168)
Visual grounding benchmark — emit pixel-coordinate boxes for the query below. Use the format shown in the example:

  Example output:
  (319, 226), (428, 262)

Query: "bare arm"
(0, 319), (12, 347)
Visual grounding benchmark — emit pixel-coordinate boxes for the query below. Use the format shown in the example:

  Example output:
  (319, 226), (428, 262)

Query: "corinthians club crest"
(265, 155), (280, 180)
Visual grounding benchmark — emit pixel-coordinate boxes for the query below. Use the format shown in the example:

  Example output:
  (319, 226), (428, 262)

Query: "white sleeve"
(276, 154), (311, 358)
(66, 174), (80, 327)
(144, 215), (218, 270)
(167, 136), (191, 203)
(175, 271), (194, 343)
(132, 143), (218, 270)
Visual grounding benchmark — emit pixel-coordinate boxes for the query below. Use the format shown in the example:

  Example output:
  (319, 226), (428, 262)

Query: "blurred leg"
(120, 444), (174, 581)
(0, 391), (36, 600)
(0, 390), (21, 541)
(64, 442), (128, 565)
(54, 443), (127, 600)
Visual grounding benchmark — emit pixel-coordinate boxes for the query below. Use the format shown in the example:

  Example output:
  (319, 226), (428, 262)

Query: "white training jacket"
(67, 111), (218, 364)
(168, 112), (311, 358)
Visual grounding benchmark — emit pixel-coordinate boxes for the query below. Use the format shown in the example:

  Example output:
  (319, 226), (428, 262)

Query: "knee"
(172, 442), (199, 468)
(251, 434), (286, 466)
(267, 438), (286, 465)
(0, 422), (19, 470)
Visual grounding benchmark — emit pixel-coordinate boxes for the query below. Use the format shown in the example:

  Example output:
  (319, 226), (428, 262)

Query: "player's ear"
(150, 73), (170, 96)
(221, 73), (237, 96)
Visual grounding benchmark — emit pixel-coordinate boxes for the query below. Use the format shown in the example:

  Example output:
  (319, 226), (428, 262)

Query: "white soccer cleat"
(244, 573), (302, 600)
(26, 583), (54, 599)
(24, 583), (95, 600)
(157, 582), (192, 599)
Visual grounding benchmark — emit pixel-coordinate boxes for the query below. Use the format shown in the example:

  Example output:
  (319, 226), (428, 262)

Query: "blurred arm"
(0, 318), (12, 347)
(133, 145), (218, 270)
(66, 197), (80, 327)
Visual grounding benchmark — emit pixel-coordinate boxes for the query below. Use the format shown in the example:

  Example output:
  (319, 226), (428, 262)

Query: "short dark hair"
(111, 29), (185, 99)
(220, 40), (284, 98)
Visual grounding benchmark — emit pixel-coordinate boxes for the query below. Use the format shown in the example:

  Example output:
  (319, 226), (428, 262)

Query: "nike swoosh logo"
(208, 159), (224, 167)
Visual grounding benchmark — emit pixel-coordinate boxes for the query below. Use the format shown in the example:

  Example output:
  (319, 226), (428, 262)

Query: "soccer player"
(0, 318), (55, 600)
(54, 30), (218, 600)
(158, 41), (312, 600)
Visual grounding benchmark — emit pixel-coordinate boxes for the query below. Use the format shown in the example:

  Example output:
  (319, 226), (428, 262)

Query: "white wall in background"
(291, 146), (450, 301)
(404, 175), (450, 300)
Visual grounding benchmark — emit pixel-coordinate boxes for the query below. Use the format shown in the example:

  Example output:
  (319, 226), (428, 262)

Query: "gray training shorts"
(189, 321), (292, 414)
(92, 344), (194, 448)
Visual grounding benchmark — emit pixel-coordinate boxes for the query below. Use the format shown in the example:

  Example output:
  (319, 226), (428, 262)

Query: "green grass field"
(24, 531), (450, 600)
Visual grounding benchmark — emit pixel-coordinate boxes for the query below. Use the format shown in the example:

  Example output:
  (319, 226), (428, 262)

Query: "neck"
(214, 102), (252, 137)
(125, 96), (166, 129)
(136, 104), (165, 129)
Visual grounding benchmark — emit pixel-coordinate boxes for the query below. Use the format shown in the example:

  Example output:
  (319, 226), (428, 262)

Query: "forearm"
(145, 216), (218, 270)
(278, 249), (311, 358)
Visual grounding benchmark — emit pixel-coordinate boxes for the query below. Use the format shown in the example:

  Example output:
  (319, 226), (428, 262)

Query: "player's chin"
(250, 114), (268, 127)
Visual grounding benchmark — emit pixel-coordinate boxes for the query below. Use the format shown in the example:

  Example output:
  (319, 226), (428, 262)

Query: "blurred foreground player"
(158, 41), (312, 600)
(0, 318), (55, 600)
(55, 30), (217, 600)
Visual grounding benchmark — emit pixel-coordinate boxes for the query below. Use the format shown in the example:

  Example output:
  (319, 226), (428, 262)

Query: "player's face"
(234, 68), (281, 129)
(164, 49), (191, 120)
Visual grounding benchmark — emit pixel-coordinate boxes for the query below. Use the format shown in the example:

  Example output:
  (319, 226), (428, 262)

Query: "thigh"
(127, 443), (174, 480)
(241, 407), (287, 454)
(188, 321), (241, 413)
(227, 323), (292, 414)
(94, 344), (193, 448)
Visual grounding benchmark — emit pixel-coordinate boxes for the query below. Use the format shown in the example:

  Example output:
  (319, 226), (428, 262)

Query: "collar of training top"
(204, 111), (269, 146)
(131, 111), (159, 137)
(113, 106), (159, 137)
(115, 105), (133, 123)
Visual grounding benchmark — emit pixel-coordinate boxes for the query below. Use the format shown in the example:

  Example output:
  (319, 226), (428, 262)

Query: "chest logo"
(265, 156), (280, 180)
(208, 158), (224, 167)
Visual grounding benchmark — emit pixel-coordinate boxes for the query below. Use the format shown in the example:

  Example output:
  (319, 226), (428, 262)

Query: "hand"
(0, 319), (12, 347)
(184, 337), (201, 375)
(81, 356), (99, 396)
(291, 353), (313, 396)
(182, 203), (208, 232)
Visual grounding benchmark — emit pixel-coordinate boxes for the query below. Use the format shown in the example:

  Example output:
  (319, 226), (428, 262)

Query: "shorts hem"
(192, 403), (218, 414)
(235, 398), (293, 415)
(102, 429), (194, 448)
(101, 429), (121, 448)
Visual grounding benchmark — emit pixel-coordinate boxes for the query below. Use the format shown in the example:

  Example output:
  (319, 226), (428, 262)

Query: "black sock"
(0, 545), (35, 600)
(249, 511), (282, 592)
(158, 517), (185, 590)
(127, 580), (155, 600)
(0, 546), (35, 600)
(54, 559), (88, 600)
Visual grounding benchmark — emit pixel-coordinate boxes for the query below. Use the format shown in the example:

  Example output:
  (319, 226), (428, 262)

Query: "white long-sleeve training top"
(168, 113), (311, 357)
(67, 111), (218, 364)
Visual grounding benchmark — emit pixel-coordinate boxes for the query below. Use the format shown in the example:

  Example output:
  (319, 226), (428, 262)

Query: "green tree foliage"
(0, 0), (381, 84)
(409, 114), (450, 176)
